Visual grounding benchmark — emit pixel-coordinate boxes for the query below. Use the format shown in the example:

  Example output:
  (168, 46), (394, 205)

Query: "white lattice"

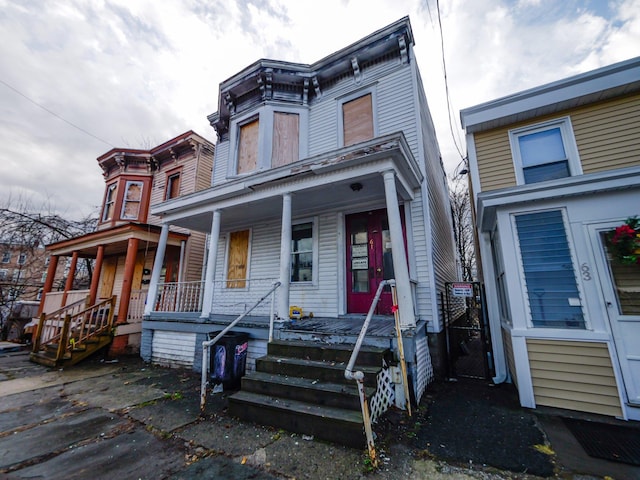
(415, 335), (434, 404)
(369, 363), (394, 423)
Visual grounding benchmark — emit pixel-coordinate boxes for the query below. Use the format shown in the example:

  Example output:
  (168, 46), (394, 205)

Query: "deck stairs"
(30, 296), (116, 368)
(228, 339), (393, 448)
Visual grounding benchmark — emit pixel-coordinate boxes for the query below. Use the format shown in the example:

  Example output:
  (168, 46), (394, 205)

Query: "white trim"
(508, 116), (582, 185)
(120, 180), (144, 220)
(337, 211), (346, 315)
(290, 216), (318, 286)
(228, 112), (262, 178)
(336, 85), (378, 147)
(512, 335), (536, 408)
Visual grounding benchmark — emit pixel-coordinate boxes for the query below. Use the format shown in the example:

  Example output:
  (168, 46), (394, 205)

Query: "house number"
(581, 263), (592, 281)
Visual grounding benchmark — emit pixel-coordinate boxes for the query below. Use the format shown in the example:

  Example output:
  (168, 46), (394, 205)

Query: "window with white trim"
(291, 222), (313, 283)
(2, 252), (10, 263)
(18, 252), (27, 265)
(509, 118), (581, 185)
(0, 269), (7, 280)
(514, 210), (585, 329)
(102, 183), (117, 221)
(121, 181), (143, 220)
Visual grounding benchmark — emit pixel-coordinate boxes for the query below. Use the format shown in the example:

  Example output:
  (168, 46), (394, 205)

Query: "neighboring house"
(144, 16), (457, 407)
(460, 57), (640, 421)
(36, 131), (214, 356)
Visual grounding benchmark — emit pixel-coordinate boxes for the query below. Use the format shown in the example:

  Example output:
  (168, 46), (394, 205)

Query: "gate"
(442, 282), (494, 380)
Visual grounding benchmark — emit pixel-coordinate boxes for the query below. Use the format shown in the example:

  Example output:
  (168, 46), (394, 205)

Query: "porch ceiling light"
(350, 182), (363, 192)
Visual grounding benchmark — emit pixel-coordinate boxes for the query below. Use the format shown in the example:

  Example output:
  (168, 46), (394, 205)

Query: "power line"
(0, 78), (115, 148)
(435, 0), (465, 161)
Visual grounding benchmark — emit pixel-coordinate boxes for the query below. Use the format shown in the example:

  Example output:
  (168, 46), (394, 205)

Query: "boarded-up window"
(272, 112), (299, 168)
(102, 183), (117, 221)
(237, 119), (259, 174)
(100, 258), (117, 298)
(121, 181), (143, 220)
(227, 230), (250, 288)
(343, 94), (373, 146)
(166, 173), (181, 200)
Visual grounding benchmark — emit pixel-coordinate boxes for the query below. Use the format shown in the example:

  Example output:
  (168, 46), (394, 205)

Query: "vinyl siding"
(526, 339), (622, 417)
(378, 67), (418, 155)
(212, 140), (231, 186)
(152, 331), (196, 367)
(474, 92), (640, 192)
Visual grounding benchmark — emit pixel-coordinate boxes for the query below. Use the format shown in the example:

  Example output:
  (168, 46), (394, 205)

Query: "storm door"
(346, 209), (403, 315)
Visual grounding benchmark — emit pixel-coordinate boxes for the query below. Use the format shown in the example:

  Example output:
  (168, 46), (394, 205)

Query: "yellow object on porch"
(289, 306), (303, 320)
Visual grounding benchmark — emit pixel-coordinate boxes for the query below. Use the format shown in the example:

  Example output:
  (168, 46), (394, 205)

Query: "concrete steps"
(228, 340), (390, 448)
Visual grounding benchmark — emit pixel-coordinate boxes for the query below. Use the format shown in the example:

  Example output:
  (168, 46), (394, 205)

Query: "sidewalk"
(0, 346), (638, 480)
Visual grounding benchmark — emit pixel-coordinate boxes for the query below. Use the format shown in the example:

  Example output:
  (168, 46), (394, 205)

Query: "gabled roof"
(460, 56), (640, 133)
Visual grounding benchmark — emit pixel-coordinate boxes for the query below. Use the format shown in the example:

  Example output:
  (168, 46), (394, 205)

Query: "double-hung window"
(18, 252), (27, 265)
(291, 222), (313, 283)
(237, 119), (259, 175)
(509, 118), (581, 185)
(514, 210), (585, 329)
(1, 252), (10, 263)
(121, 181), (143, 220)
(165, 172), (181, 200)
(102, 183), (117, 221)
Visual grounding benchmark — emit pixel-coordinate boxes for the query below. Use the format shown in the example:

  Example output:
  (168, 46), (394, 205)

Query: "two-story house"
(143, 17), (457, 444)
(461, 57), (640, 421)
(33, 131), (214, 362)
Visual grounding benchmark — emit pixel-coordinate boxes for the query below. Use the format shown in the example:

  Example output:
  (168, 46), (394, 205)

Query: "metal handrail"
(344, 279), (391, 468)
(200, 281), (281, 412)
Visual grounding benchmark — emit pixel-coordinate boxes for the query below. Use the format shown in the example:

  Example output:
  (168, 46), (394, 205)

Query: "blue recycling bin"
(209, 331), (249, 390)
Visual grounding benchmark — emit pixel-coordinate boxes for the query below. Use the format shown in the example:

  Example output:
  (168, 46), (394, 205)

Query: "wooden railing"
(32, 296), (116, 363)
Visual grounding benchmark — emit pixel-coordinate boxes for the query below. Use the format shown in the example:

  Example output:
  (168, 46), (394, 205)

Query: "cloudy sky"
(1, 0), (639, 219)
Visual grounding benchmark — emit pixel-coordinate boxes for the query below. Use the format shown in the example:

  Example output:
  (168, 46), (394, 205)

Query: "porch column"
(277, 193), (292, 320)
(117, 238), (139, 324)
(88, 245), (105, 305)
(38, 254), (59, 315)
(382, 170), (416, 328)
(178, 240), (186, 284)
(60, 251), (79, 307)
(144, 224), (169, 316)
(201, 210), (221, 319)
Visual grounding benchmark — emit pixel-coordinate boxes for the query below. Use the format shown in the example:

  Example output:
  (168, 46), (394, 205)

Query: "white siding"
(212, 140), (231, 186)
(152, 331), (196, 367)
(378, 66), (418, 155)
(246, 338), (268, 373)
(409, 196), (435, 323)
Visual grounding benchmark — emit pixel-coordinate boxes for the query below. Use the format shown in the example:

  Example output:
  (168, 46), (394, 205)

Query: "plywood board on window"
(227, 230), (249, 288)
(238, 119), (259, 174)
(100, 257), (117, 298)
(343, 94), (373, 146)
(272, 112), (299, 167)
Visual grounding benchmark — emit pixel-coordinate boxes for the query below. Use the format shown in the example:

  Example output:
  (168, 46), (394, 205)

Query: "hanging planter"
(606, 216), (640, 265)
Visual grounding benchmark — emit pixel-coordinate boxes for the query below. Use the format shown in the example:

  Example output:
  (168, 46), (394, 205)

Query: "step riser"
(240, 376), (362, 411)
(256, 358), (379, 388)
(267, 342), (386, 365)
(228, 398), (365, 448)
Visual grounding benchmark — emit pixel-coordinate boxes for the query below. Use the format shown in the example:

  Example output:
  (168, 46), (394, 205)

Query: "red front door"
(346, 209), (400, 315)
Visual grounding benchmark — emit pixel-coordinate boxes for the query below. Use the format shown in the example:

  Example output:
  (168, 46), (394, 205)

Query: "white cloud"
(0, 0), (638, 217)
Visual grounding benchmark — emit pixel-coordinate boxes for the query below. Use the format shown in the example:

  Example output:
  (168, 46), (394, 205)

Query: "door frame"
(588, 221), (640, 409)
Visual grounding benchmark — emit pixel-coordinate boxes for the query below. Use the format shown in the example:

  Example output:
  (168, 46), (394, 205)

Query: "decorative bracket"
(351, 57), (361, 83)
(312, 76), (321, 98)
(398, 36), (408, 64)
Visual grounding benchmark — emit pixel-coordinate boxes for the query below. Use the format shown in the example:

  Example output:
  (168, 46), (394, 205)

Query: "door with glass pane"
(597, 227), (640, 405)
(346, 209), (396, 315)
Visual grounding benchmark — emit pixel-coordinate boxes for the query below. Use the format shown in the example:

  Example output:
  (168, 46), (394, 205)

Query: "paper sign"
(452, 283), (473, 297)
(352, 257), (369, 270)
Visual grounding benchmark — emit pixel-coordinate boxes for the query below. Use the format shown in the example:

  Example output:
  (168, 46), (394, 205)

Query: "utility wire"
(435, 0), (466, 161)
(0, 78), (115, 148)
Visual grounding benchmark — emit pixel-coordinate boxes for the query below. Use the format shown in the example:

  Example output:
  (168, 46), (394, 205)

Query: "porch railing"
(344, 279), (411, 468)
(127, 289), (148, 323)
(32, 296), (116, 363)
(155, 281), (204, 312)
(154, 278), (279, 316)
(200, 281), (281, 412)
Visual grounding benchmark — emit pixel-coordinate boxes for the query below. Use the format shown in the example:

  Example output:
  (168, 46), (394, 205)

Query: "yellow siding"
(474, 92), (640, 192)
(526, 339), (622, 417)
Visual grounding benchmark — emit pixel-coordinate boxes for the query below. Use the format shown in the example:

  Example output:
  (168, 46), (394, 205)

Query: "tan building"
(36, 131), (214, 357)
(461, 57), (640, 421)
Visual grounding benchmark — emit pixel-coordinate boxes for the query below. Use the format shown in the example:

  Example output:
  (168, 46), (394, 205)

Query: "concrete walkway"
(0, 346), (638, 480)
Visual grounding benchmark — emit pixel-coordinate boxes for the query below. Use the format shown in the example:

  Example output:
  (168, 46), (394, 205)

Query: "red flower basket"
(606, 216), (640, 265)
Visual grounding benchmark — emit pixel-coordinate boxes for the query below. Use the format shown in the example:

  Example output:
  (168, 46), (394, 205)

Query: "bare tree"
(449, 173), (476, 281)
(0, 196), (97, 336)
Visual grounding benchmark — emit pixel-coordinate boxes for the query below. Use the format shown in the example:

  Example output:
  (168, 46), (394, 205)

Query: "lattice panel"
(370, 363), (394, 423)
(415, 335), (434, 404)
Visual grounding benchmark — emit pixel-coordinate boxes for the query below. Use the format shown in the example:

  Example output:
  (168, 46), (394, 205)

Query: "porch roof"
(151, 132), (423, 232)
(46, 223), (189, 257)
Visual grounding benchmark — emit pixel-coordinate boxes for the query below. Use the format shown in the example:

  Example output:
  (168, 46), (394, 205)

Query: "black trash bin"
(209, 331), (249, 390)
